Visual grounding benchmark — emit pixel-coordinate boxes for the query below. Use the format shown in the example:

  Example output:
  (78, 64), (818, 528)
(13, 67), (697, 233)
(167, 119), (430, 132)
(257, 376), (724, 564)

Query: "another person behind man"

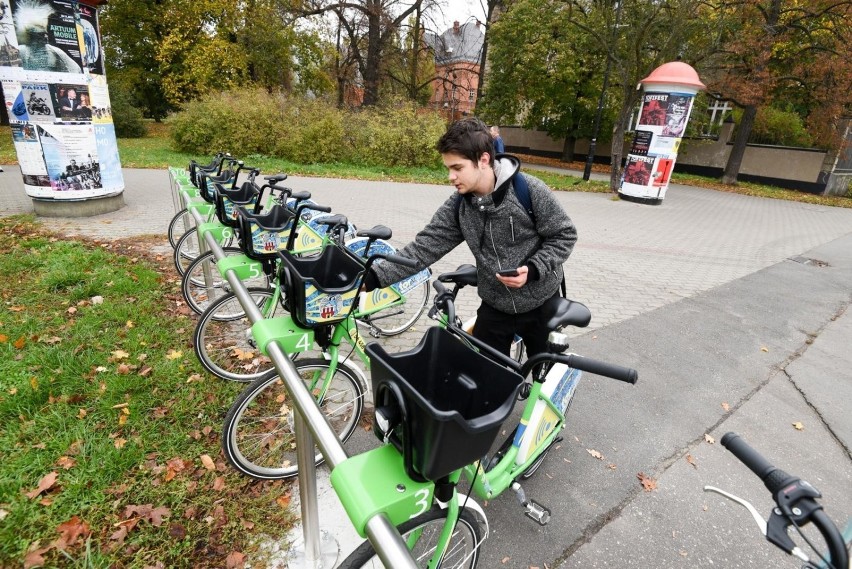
(364, 118), (577, 358)
(490, 125), (505, 153)
(59, 88), (77, 117)
(75, 93), (92, 119)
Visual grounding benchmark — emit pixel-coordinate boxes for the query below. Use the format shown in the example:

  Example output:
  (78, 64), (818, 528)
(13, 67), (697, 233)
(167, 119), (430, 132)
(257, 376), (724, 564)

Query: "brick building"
(425, 20), (484, 121)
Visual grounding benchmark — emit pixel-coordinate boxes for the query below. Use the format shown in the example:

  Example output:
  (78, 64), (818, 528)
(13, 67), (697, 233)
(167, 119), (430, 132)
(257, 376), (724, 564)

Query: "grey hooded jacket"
(373, 155), (577, 314)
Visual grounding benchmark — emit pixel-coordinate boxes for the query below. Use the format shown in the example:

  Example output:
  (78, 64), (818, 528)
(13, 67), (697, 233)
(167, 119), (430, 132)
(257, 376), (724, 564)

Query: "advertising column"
(619, 62), (705, 205)
(0, 0), (124, 214)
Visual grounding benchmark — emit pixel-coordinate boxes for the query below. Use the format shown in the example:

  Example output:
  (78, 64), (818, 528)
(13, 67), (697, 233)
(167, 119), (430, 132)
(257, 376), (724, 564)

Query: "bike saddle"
(438, 264), (478, 286)
(237, 204), (293, 230)
(542, 296), (591, 330)
(315, 214), (348, 228)
(264, 174), (288, 183)
(356, 225), (392, 241)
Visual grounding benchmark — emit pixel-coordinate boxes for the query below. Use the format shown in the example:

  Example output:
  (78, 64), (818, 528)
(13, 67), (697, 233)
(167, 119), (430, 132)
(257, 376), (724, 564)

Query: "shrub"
(733, 105), (814, 147)
(169, 91), (445, 168)
(169, 89), (285, 155)
(110, 86), (146, 138)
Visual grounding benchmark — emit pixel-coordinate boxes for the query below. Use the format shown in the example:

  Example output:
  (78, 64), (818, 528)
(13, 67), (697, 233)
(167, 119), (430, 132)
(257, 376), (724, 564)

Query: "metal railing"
(175, 173), (418, 568)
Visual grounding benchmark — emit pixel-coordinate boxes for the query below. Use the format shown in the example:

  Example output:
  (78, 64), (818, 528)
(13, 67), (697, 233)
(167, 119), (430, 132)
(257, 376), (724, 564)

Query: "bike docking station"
(619, 61), (706, 205)
(169, 167), (422, 568)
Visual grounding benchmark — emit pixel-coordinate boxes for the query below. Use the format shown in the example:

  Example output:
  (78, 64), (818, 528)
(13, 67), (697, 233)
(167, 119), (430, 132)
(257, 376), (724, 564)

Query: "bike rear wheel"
(360, 281), (429, 337)
(339, 507), (483, 568)
(194, 289), (285, 382)
(173, 226), (234, 276)
(222, 359), (364, 479)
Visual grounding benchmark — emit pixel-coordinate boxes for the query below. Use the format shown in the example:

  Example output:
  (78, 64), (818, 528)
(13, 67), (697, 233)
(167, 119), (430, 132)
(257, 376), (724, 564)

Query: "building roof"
(425, 21), (484, 65)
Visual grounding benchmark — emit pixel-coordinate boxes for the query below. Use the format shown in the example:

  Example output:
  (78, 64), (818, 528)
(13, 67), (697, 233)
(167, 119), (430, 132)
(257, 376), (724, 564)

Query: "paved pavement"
(2, 164), (851, 568)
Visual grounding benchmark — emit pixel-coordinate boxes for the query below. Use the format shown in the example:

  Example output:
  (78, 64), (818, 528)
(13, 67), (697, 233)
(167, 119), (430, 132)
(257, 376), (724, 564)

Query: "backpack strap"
(454, 171), (535, 224)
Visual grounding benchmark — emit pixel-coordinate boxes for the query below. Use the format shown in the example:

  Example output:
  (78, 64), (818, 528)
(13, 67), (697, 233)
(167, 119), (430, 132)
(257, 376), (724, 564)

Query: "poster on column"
(0, 1), (124, 201)
(621, 91), (695, 199)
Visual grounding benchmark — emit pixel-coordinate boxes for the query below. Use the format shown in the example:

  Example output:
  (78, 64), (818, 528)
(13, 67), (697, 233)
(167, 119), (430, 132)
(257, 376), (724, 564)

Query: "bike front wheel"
(339, 507), (483, 568)
(194, 288), (285, 382)
(222, 359), (364, 479)
(168, 208), (195, 249)
(360, 280), (430, 337)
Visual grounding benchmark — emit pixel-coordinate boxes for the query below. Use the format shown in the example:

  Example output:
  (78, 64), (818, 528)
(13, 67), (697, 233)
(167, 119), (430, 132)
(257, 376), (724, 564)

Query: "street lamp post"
(583, 1), (624, 181)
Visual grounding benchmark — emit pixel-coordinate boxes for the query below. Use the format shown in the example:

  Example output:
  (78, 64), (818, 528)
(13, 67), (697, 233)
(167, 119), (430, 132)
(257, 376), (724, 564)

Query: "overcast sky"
(435, 0), (487, 30)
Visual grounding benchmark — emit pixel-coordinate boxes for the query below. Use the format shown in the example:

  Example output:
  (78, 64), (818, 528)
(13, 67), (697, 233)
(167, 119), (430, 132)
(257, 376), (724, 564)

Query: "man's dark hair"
(436, 117), (495, 166)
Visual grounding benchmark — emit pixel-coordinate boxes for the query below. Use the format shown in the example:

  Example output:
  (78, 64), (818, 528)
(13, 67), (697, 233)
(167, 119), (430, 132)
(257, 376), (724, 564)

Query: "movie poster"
(621, 90), (697, 200)
(0, 1), (123, 201)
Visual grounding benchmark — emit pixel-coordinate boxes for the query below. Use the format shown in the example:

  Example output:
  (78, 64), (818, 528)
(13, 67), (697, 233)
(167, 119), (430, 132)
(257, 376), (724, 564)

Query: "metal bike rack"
(176, 178), (418, 568)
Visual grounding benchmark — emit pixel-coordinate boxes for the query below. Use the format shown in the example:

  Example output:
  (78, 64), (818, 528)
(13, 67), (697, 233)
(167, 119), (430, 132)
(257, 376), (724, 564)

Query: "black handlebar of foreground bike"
(431, 280), (639, 384)
(721, 432), (849, 569)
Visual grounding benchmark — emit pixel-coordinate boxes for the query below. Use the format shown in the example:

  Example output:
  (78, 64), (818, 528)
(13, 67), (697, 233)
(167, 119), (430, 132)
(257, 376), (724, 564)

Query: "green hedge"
(169, 90), (445, 168)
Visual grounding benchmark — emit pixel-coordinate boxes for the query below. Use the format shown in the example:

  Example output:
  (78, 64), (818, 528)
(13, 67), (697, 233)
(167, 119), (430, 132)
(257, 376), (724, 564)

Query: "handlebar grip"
(565, 354), (638, 384)
(385, 254), (417, 268)
(432, 280), (448, 295)
(721, 432), (794, 493)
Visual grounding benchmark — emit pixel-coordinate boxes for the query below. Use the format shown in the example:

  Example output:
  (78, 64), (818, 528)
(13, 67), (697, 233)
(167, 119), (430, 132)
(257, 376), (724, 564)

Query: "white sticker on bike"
(410, 488), (430, 519)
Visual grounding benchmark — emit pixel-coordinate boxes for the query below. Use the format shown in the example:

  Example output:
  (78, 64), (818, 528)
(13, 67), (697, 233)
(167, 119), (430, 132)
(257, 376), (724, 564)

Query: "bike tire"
(339, 507), (483, 569)
(167, 208), (194, 249)
(181, 249), (270, 316)
(362, 280), (430, 337)
(194, 288), (286, 382)
(222, 359), (364, 479)
(173, 226), (234, 276)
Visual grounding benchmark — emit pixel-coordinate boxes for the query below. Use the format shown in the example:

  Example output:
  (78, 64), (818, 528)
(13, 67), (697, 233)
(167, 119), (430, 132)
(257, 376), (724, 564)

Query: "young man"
(365, 117), (577, 357)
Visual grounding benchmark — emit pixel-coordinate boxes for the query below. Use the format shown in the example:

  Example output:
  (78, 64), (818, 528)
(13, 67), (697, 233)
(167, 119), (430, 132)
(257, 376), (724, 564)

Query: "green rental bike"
(331, 269), (638, 568)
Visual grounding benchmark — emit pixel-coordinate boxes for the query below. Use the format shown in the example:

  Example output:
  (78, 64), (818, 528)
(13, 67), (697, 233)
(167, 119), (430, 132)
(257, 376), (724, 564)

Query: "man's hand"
(496, 266), (528, 288)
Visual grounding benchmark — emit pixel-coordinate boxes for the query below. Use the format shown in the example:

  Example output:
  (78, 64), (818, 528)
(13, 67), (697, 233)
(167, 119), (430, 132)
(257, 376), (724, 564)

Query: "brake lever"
(704, 486), (810, 563)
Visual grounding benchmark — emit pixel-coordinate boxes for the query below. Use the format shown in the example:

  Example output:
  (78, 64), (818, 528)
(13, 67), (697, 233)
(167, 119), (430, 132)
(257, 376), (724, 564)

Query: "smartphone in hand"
(497, 268), (519, 277)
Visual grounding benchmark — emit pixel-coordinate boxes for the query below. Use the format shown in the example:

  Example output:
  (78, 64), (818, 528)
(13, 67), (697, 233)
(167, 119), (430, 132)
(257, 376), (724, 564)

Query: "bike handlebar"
(561, 354), (637, 384)
(720, 432), (849, 569)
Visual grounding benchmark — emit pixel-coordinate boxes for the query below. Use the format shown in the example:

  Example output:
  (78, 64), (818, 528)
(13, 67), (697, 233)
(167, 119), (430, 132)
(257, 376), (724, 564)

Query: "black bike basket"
(367, 326), (524, 482)
(277, 245), (365, 329)
(237, 204), (295, 261)
(214, 183), (257, 228)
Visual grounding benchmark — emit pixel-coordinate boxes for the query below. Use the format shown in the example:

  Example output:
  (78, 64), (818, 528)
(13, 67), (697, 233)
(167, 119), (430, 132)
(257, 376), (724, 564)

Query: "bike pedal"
(524, 500), (551, 526)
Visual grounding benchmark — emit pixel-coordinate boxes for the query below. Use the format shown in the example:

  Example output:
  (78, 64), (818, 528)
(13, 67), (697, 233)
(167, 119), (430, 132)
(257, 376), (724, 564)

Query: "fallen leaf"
(117, 363), (132, 375)
(200, 454), (216, 471)
(721, 402), (730, 411)
(586, 448), (603, 460)
(686, 454), (697, 469)
(125, 320), (134, 329)
(637, 472), (657, 492)
(114, 438), (127, 449)
(792, 421), (804, 431)
(111, 350), (130, 360)
(91, 296), (104, 305)
(226, 551), (245, 569)
(8, 305), (25, 312)
(502, 557), (510, 564)
(29, 377), (38, 391)
(760, 346), (769, 352)
(41, 336), (62, 345)
(276, 493), (291, 508)
(213, 476), (225, 491)
(66, 306), (77, 315)
(56, 456), (76, 470)
(56, 515), (91, 546)
(165, 350), (183, 360)
(169, 523), (187, 539)
(0, 334), (7, 343)
(704, 434), (715, 444)
(26, 471), (59, 499)
(77, 408), (87, 419)
(14, 336), (26, 349)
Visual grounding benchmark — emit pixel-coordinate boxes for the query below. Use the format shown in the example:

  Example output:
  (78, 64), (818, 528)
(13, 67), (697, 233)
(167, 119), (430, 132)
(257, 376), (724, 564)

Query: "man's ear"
(479, 153), (491, 169)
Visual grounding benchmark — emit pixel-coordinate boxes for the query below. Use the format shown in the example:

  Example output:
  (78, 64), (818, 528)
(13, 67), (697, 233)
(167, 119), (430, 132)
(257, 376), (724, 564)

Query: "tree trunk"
(561, 136), (576, 162)
(362, 4), (382, 106)
(721, 104), (756, 185)
(609, 117), (628, 192)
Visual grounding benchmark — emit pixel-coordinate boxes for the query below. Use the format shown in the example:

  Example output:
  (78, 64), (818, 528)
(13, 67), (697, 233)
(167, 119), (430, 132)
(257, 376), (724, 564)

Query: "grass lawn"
(0, 217), (296, 568)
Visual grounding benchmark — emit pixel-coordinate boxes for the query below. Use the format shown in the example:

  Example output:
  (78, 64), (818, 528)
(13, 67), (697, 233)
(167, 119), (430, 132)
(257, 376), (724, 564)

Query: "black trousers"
(471, 296), (558, 358)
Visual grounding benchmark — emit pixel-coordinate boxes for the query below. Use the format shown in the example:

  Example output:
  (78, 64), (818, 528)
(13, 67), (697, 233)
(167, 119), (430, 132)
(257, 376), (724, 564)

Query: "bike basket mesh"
(277, 246), (365, 329)
(237, 205), (295, 260)
(367, 326), (523, 481)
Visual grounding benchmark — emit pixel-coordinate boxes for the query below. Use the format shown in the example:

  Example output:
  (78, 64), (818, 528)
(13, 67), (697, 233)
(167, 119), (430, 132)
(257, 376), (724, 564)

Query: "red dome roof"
(640, 62), (705, 90)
